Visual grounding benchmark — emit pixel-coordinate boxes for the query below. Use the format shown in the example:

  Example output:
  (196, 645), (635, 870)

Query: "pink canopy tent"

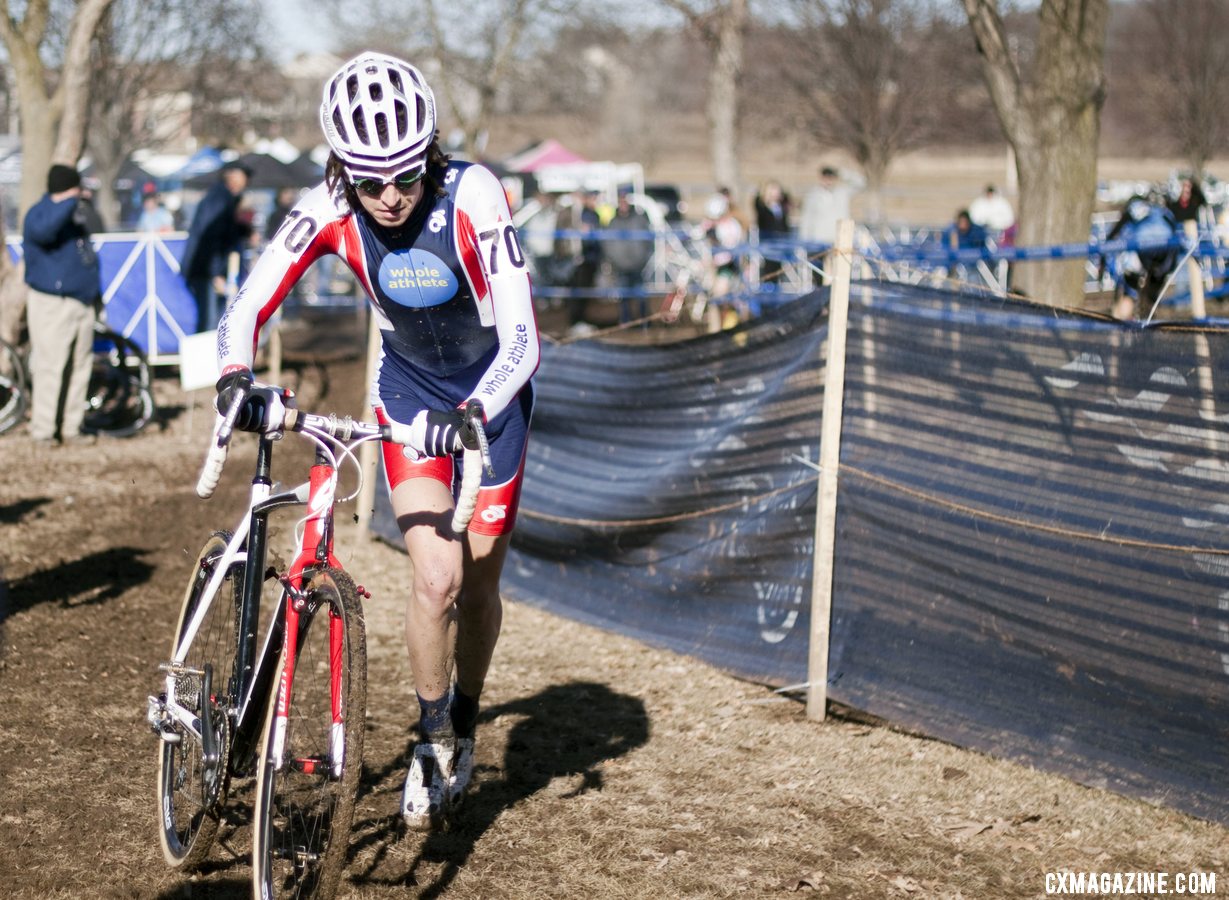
(503, 139), (588, 173)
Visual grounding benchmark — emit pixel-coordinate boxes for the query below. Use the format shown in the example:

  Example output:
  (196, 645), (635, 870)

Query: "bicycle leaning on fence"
(0, 320), (156, 438)
(146, 379), (489, 899)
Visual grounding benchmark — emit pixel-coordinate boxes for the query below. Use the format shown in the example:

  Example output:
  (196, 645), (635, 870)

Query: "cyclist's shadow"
(354, 680), (650, 897)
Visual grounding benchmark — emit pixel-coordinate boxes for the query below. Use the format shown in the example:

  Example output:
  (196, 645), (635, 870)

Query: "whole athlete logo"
(378, 248), (458, 308)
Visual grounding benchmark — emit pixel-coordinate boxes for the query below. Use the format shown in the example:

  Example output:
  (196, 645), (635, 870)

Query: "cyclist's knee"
(411, 561), (463, 617)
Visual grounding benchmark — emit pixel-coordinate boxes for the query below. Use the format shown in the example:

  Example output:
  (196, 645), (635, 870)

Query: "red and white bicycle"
(147, 381), (487, 899)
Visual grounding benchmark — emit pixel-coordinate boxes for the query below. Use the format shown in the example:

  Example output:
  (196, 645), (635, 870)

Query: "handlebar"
(195, 382), (491, 537)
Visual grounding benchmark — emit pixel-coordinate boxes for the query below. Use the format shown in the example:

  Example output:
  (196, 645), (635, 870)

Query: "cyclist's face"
(351, 168), (425, 228)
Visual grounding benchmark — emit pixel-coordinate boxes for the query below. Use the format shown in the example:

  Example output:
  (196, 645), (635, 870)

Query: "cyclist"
(1102, 193), (1180, 320)
(213, 51), (540, 830)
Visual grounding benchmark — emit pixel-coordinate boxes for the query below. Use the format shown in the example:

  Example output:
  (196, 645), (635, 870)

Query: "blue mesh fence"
(369, 281), (1229, 825)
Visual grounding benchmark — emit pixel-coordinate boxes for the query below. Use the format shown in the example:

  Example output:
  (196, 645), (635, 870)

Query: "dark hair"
(324, 137), (451, 209)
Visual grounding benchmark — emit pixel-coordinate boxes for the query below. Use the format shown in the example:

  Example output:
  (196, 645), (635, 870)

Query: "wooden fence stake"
(355, 309), (382, 535)
(807, 218), (855, 722)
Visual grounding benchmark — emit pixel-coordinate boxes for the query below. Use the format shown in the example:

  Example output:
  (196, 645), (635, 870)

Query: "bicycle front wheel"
(156, 532), (243, 869)
(252, 567), (367, 900)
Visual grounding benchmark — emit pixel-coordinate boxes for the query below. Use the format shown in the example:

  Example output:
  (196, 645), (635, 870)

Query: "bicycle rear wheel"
(252, 567), (367, 900)
(85, 327), (156, 437)
(156, 532), (243, 868)
(0, 337), (28, 435)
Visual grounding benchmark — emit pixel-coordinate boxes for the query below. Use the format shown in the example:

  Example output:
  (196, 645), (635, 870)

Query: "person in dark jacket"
(22, 163), (102, 445)
(604, 191), (655, 325)
(179, 160), (251, 332)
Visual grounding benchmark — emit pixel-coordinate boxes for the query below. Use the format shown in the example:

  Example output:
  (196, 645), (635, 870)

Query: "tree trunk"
(706, 0), (746, 191)
(1011, 105), (1100, 305)
(962, 0), (1109, 307)
(53, 0), (117, 164)
(0, 202), (25, 347)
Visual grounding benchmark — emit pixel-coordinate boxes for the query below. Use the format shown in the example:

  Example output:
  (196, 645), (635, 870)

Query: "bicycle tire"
(85, 328), (156, 437)
(0, 337), (28, 435)
(252, 566), (367, 900)
(156, 532), (243, 869)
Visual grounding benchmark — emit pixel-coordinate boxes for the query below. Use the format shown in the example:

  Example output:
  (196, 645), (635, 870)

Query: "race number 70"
(477, 225), (526, 275)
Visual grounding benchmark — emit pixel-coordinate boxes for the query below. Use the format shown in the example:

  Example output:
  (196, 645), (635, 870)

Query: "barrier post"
(1184, 220), (1206, 319)
(355, 310), (382, 535)
(807, 218), (855, 722)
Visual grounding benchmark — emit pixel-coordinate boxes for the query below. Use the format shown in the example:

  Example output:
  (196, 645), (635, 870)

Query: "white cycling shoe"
(401, 740), (455, 831)
(448, 737), (475, 807)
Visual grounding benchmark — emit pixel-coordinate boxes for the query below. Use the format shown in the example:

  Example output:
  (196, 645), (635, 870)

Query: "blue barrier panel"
(10, 232), (196, 363)
(96, 234), (196, 361)
(367, 284), (1229, 825)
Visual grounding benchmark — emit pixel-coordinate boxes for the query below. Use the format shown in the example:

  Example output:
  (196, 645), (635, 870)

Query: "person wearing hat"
(21, 163), (102, 445)
(179, 159), (252, 331)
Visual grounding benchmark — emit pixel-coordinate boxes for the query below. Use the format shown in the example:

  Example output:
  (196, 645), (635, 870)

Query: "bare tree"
(962, 0), (1110, 307)
(1107, 0), (1229, 178)
(659, 0), (748, 192)
(321, 0), (575, 157)
(0, 0), (119, 216)
(771, 0), (985, 222)
(86, 0), (271, 226)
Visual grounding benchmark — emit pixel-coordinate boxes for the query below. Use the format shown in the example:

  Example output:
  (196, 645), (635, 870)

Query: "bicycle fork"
(268, 454), (348, 779)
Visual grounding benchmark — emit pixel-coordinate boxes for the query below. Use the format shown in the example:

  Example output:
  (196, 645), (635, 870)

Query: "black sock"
(417, 690), (454, 742)
(450, 688), (480, 740)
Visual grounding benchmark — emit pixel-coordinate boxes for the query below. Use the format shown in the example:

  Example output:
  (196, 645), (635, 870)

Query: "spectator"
(754, 179), (792, 285)
(179, 160), (252, 332)
(264, 186), (299, 242)
(1167, 176), (1206, 225)
(604, 191), (655, 325)
(136, 188), (175, 234)
(72, 178), (106, 234)
(943, 209), (989, 283)
(565, 190), (602, 332)
(798, 165), (858, 247)
(968, 184), (1015, 238)
(701, 190), (746, 328)
(22, 163), (102, 446)
(522, 190), (561, 287)
(946, 209), (988, 251)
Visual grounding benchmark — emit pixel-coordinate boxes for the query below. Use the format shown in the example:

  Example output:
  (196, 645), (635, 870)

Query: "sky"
(262, 0), (332, 61)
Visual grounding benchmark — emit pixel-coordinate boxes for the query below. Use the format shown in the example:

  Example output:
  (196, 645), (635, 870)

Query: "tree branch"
(960, 0), (1022, 139)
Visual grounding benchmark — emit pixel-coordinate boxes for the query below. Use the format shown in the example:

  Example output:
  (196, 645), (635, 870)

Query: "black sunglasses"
(350, 167), (426, 197)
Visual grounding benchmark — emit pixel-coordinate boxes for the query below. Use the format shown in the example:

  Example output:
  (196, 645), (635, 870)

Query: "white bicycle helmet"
(320, 52), (436, 177)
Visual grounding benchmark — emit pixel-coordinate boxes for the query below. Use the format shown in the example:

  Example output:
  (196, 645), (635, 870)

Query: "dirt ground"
(1, 314), (1226, 900)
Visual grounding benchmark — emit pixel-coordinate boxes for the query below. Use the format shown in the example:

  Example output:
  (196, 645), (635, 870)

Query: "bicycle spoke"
(155, 533), (242, 869)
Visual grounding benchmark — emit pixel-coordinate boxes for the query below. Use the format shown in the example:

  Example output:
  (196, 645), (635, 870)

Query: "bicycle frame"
(159, 433), (343, 778)
(156, 386), (491, 801)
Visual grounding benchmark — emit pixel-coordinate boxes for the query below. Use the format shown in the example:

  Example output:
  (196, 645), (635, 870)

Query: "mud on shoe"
(447, 737), (475, 809)
(401, 740), (455, 831)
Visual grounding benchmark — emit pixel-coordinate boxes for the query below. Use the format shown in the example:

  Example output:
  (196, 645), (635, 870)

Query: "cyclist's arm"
(217, 183), (347, 373)
(454, 164), (540, 420)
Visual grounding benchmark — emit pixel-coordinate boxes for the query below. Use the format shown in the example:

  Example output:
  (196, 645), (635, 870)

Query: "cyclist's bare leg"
(392, 477), (463, 704)
(392, 475), (509, 825)
(455, 531), (510, 701)
(392, 478), (511, 704)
